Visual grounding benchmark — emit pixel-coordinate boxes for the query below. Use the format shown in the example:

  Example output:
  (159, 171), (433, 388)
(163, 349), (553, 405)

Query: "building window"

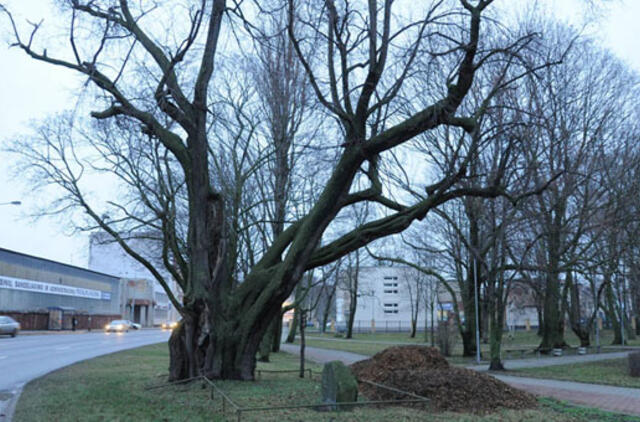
(383, 310), (399, 314)
(383, 282), (399, 287)
(383, 276), (398, 280)
(383, 289), (398, 294)
(384, 303), (399, 308)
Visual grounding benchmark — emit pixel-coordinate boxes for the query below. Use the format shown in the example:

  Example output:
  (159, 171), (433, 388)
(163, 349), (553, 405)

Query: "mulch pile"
(350, 345), (537, 414)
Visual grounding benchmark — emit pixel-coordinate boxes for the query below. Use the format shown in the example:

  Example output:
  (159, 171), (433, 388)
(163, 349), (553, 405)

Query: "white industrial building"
(336, 266), (455, 333)
(89, 233), (182, 326)
(337, 266), (549, 334)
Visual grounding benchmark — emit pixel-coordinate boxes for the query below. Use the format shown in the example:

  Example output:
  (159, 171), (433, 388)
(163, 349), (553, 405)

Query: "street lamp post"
(474, 258), (481, 364)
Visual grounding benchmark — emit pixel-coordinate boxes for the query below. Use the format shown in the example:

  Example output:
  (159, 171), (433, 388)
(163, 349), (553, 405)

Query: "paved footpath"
(467, 350), (632, 371)
(281, 344), (640, 417)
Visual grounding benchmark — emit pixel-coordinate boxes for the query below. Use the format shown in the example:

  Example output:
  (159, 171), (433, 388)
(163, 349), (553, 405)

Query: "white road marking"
(0, 355), (7, 360)
(54, 346), (71, 351)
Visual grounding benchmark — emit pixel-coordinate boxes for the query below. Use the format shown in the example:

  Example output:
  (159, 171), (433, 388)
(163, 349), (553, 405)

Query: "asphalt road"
(0, 329), (170, 420)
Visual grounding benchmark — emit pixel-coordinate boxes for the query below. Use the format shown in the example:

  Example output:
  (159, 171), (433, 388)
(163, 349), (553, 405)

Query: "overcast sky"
(0, 0), (638, 267)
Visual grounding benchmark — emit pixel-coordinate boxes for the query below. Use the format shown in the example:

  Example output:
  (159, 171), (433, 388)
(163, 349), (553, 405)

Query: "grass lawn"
(14, 344), (640, 421)
(307, 329), (640, 348)
(513, 358), (640, 389)
(299, 329), (639, 363)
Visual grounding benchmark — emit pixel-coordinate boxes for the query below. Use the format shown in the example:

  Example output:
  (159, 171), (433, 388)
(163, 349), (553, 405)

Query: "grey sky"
(0, 0), (638, 266)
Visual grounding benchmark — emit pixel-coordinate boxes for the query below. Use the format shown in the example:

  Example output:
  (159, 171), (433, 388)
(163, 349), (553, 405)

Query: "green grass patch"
(13, 344), (639, 421)
(299, 329), (638, 363)
(538, 398), (640, 422)
(513, 358), (640, 388)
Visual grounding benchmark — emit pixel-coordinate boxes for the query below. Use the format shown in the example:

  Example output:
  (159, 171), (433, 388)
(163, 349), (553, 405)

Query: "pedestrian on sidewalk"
(72, 316), (78, 331)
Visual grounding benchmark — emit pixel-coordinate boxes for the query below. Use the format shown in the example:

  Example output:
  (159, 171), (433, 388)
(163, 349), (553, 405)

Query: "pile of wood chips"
(350, 346), (537, 413)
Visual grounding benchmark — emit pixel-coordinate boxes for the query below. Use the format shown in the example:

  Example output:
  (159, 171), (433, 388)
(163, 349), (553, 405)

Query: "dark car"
(0, 316), (20, 337)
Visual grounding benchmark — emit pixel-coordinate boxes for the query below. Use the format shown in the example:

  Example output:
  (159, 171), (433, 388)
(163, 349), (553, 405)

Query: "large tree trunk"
(539, 232), (566, 351)
(460, 330), (475, 357)
(604, 281), (624, 345)
(272, 317), (283, 352)
(461, 281), (477, 357)
(539, 276), (566, 351)
(168, 312), (261, 381)
(168, 316), (200, 381)
(481, 293), (489, 344)
(488, 307), (505, 371)
(258, 319), (276, 362)
(567, 271), (591, 347)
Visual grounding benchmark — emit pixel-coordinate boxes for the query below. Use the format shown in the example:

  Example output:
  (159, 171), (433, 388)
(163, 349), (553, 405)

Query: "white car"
(104, 320), (136, 332)
(161, 321), (179, 331)
(0, 316), (20, 337)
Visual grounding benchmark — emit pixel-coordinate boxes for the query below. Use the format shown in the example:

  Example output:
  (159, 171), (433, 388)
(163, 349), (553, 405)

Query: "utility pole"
(621, 264), (626, 346)
(474, 258), (481, 364)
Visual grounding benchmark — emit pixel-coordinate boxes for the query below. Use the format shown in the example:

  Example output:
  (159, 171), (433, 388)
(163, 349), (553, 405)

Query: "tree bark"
(604, 281), (624, 345)
(299, 310), (306, 378)
(488, 314), (505, 371)
(258, 320), (276, 362)
(567, 271), (591, 347)
(271, 317), (283, 352)
(286, 308), (299, 343)
(539, 231), (566, 351)
(460, 330), (475, 357)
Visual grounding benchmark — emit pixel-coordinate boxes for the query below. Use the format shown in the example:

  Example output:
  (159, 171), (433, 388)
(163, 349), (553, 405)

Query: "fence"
(336, 320), (425, 334)
(146, 370), (430, 421)
(327, 320), (543, 335)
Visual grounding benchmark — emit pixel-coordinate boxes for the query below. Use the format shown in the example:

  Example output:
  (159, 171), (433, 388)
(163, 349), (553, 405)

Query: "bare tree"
(3, 0), (550, 380)
(513, 31), (639, 351)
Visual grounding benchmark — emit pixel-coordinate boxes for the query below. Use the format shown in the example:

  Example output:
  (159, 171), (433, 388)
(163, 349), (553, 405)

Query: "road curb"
(0, 384), (23, 422)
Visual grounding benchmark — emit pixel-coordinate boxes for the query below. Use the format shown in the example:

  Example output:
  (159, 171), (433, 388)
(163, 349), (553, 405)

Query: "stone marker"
(629, 351), (640, 378)
(319, 360), (358, 411)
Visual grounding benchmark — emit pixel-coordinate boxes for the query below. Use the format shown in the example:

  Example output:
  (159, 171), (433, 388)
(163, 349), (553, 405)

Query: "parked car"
(161, 321), (179, 331)
(104, 320), (133, 333)
(0, 316), (20, 337)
